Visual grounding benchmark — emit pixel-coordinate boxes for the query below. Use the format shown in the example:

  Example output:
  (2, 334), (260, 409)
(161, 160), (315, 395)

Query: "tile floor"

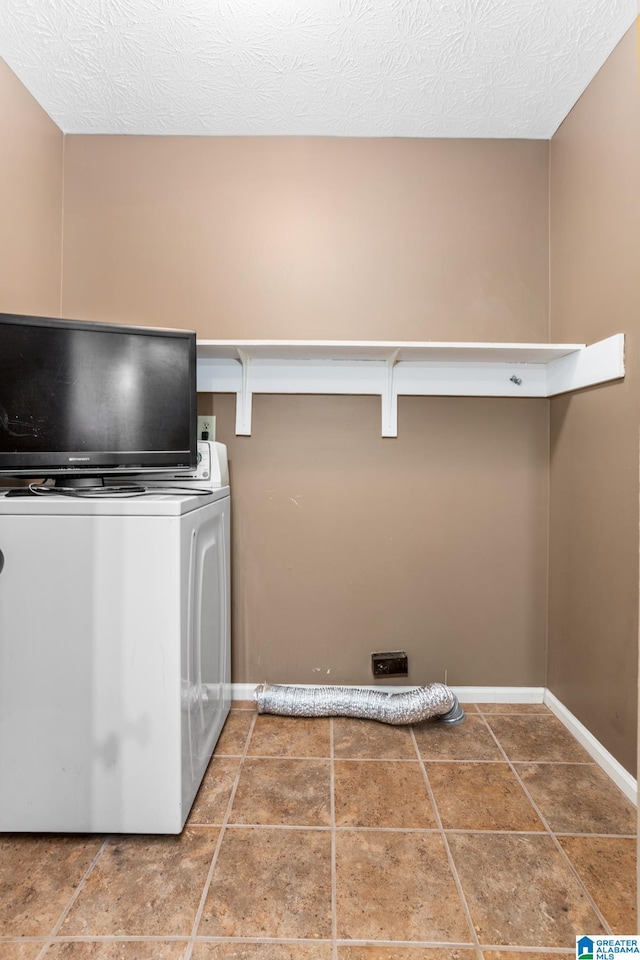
(0, 702), (636, 959)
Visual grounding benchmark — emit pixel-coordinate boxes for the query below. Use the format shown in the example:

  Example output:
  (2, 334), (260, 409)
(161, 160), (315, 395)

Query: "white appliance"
(132, 439), (229, 490)
(0, 445), (231, 833)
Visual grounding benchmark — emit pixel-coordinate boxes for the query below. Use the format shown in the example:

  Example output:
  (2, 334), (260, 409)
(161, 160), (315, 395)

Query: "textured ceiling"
(0, 0), (637, 138)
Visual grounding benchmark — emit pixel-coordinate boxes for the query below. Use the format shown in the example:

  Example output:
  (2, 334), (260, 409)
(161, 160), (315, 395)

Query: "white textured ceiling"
(0, 0), (637, 138)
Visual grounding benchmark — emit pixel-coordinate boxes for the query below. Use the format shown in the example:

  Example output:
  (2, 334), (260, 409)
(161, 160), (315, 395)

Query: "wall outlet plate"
(371, 651), (408, 677)
(197, 415), (215, 441)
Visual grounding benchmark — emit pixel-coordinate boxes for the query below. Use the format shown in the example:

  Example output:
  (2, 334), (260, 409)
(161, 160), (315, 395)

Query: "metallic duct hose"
(254, 682), (465, 726)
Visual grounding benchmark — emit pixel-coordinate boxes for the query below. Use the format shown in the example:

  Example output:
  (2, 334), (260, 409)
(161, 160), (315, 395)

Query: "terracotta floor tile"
(247, 715), (331, 758)
(0, 944), (47, 960)
(188, 756), (241, 825)
(338, 949), (477, 959)
(335, 830), (472, 942)
(2, 708), (633, 957)
(516, 763), (637, 835)
(558, 835), (637, 933)
(448, 833), (605, 946)
(229, 758), (331, 826)
(333, 718), (416, 760)
(428, 762), (542, 831)
(230, 700), (257, 710)
(334, 760), (437, 828)
(199, 827), (332, 939)
(459, 704), (479, 713)
(42, 944), (188, 959)
(485, 715), (590, 762)
(413, 715), (503, 761)
(478, 703), (550, 714)
(0, 835), (105, 937)
(192, 945), (332, 959)
(214, 711), (255, 756)
(59, 829), (219, 937)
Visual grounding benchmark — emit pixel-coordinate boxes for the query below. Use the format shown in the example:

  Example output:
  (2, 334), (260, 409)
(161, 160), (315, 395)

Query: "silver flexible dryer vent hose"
(254, 682), (465, 726)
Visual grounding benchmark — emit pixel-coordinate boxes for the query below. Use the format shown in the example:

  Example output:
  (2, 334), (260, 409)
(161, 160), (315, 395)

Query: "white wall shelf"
(196, 335), (625, 437)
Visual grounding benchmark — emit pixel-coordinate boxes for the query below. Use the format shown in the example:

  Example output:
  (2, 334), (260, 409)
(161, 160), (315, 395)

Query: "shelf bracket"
(235, 349), (253, 435)
(546, 333), (625, 396)
(381, 350), (400, 438)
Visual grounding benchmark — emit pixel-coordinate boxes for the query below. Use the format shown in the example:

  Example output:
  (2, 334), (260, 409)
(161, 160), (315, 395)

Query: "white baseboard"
(543, 689), (637, 805)
(452, 685), (545, 703)
(232, 682), (636, 805)
(232, 683), (545, 703)
(233, 683), (261, 702)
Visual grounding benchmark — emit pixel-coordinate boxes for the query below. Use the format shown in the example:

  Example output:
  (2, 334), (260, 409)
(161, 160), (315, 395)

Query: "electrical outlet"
(197, 415), (215, 441)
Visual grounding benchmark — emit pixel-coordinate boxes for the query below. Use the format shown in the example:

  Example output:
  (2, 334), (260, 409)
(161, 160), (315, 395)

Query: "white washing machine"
(0, 474), (230, 833)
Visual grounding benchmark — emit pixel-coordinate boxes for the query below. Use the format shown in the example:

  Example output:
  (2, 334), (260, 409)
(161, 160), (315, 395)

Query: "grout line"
(427, 758), (594, 766)
(33, 936), (192, 943)
(441, 827), (544, 836)
(183, 710), (258, 960)
(245, 753), (412, 762)
(200, 822), (332, 831)
(193, 935), (475, 947)
(187, 822), (637, 838)
(229, 753), (598, 765)
(336, 940), (568, 953)
(213, 753), (597, 765)
(241, 754), (331, 762)
(330, 717), (338, 960)
(410, 726), (484, 960)
(553, 831), (637, 839)
(191, 936), (334, 944)
(193, 936), (474, 947)
(478, 713), (613, 935)
(331, 825), (442, 834)
(510, 759), (599, 767)
(480, 945), (573, 955)
(35, 836), (111, 960)
(7, 934), (571, 952)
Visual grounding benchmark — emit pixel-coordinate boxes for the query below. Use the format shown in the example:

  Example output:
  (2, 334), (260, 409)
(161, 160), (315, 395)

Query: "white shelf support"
(547, 333), (625, 396)
(381, 350), (400, 438)
(195, 336), (625, 437)
(235, 349), (253, 436)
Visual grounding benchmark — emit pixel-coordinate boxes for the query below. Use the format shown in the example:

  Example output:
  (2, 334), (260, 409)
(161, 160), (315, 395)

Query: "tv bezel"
(0, 312), (198, 482)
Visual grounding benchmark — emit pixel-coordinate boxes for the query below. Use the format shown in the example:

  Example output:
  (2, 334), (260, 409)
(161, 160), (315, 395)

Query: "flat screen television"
(0, 312), (197, 487)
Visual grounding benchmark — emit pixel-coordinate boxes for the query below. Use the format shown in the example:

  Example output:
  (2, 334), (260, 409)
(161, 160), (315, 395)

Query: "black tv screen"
(0, 313), (197, 482)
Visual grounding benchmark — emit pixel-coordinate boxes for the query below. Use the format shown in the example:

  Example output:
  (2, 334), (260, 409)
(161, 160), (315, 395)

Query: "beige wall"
(62, 135), (551, 690)
(60, 136), (549, 341)
(0, 58), (63, 316)
(214, 393), (548, 687)
(548, 24), (640, 773)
